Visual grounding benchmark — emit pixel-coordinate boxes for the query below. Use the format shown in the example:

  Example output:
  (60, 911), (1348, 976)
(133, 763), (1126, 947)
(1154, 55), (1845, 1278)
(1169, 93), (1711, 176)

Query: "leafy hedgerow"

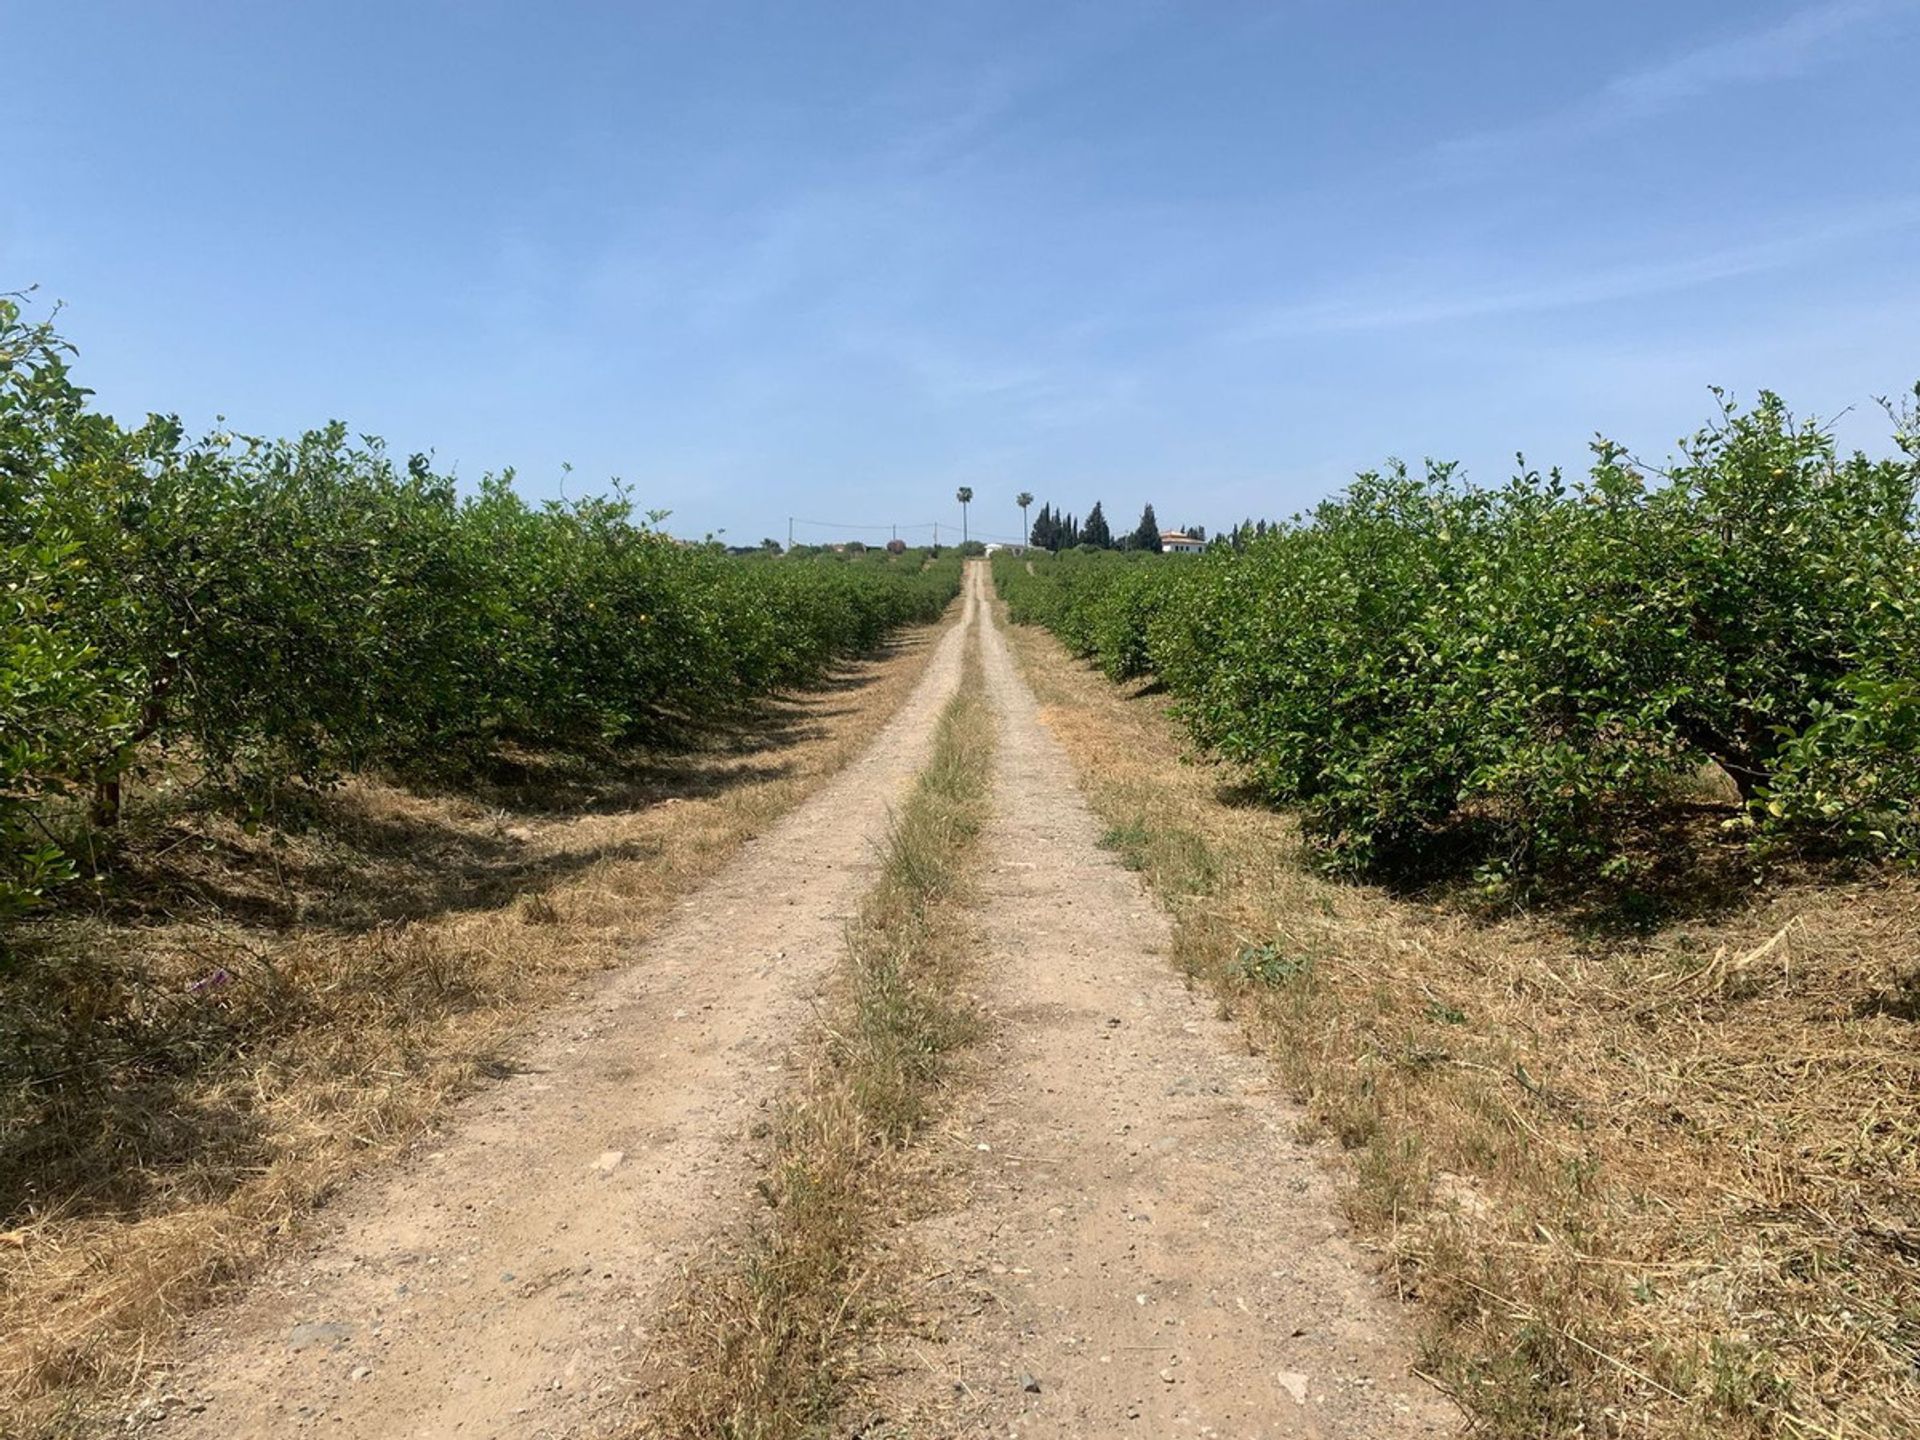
(0, 302), (959, 917)
(995, 387), (1920, 888)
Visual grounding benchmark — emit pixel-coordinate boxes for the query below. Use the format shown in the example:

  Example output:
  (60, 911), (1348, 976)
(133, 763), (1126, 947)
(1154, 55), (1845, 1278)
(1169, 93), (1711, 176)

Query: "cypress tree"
(1131, 504), (1162, 553)
(1083, 500), (1113, 549)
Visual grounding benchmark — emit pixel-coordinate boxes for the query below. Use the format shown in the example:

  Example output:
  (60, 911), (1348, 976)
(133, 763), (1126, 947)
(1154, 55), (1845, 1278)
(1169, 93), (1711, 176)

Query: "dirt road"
(147, 565), (1453, 1438)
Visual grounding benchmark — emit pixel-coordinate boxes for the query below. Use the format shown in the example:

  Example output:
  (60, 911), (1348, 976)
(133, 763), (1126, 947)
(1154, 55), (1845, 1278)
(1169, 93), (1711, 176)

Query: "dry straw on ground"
(0, 621), (952, 1437)
(643, 644), (993, 1440)
(1002, 617), (1919, 1440)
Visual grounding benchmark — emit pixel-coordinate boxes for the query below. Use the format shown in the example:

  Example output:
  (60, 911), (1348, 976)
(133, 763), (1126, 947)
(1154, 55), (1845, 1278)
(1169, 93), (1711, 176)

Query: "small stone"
(590, 1150), (625, 1174)
(1160, 1368), (1176, 1384)
(350, 1367), (372, 1382)
(1276, 1371), (1310, 1405)
(1021, 1372), (1042, 1394)
(288, 1322), (354, 1351)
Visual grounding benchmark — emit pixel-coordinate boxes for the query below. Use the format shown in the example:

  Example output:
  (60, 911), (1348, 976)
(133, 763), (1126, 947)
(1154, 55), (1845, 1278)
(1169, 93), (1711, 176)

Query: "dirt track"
(148, 565), (1454, 1438)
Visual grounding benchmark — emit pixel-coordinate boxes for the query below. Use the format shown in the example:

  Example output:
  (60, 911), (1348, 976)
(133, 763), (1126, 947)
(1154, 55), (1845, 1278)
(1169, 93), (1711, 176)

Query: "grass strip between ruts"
(646, 637), (994, 1440)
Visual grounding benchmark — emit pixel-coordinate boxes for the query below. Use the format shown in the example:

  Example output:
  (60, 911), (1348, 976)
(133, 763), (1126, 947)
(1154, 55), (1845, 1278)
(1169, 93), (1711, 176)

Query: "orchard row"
(997, 387), (1920, 889)
(1, 302), (960, 917)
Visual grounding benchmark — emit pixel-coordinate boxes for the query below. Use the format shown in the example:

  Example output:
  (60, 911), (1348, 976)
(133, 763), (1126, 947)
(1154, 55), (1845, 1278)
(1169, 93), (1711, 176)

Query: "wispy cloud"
(876, 59), (1043, 175)
(838, 320), (1139, 431)
(569, 9), (1169, 421)
(1604, 0), (1898, 112)
(574, 43), (1071, 332)
(1234, 202), (1920, 339)
(1439, 0), (1917, 166)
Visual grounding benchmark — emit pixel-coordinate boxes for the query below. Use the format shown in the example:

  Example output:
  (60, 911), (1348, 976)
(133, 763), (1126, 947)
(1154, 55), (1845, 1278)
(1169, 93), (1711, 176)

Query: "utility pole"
(787, 516), (793, 549)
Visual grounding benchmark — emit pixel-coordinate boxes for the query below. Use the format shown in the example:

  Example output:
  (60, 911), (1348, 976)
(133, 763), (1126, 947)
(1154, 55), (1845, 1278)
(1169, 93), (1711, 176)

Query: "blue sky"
(7, 1), (1918, 546)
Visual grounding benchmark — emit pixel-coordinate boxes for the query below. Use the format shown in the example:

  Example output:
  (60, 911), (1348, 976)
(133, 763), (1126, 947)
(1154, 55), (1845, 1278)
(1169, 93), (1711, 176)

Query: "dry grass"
(644, 642), (993, 1440)
(0, 620), (953, 1438)
(1002, 613), (1920, 1440)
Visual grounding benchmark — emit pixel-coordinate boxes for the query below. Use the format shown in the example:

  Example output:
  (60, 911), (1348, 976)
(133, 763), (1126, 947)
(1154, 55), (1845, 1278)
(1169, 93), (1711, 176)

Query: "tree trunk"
(91, 774), (123, 828)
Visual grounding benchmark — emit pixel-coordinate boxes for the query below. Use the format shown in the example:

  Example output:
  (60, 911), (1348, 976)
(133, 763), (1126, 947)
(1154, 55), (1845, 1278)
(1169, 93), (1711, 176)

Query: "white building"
(1160, 530), (1206, 555)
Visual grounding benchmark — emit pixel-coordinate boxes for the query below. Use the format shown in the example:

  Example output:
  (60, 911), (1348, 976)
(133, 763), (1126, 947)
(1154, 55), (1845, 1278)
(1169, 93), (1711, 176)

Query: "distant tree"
(886, 537), (907, 555)
(1131, 504), (1162, 553)
(1063, 512), (1080, 547)
(1016, 490), (1034, 546)
(957, 539), (987, 557)
(760, 537), (783, 553)
(956, 486), (974, 545)
(1082, 500), (1113, 549)
(1034, 501), (1071, 552)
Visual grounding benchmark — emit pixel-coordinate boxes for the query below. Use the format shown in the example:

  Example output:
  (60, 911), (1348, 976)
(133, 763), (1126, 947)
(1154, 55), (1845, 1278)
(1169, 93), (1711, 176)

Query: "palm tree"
(1016, 491), (1033, 547)
(956, 486), (974, 545)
